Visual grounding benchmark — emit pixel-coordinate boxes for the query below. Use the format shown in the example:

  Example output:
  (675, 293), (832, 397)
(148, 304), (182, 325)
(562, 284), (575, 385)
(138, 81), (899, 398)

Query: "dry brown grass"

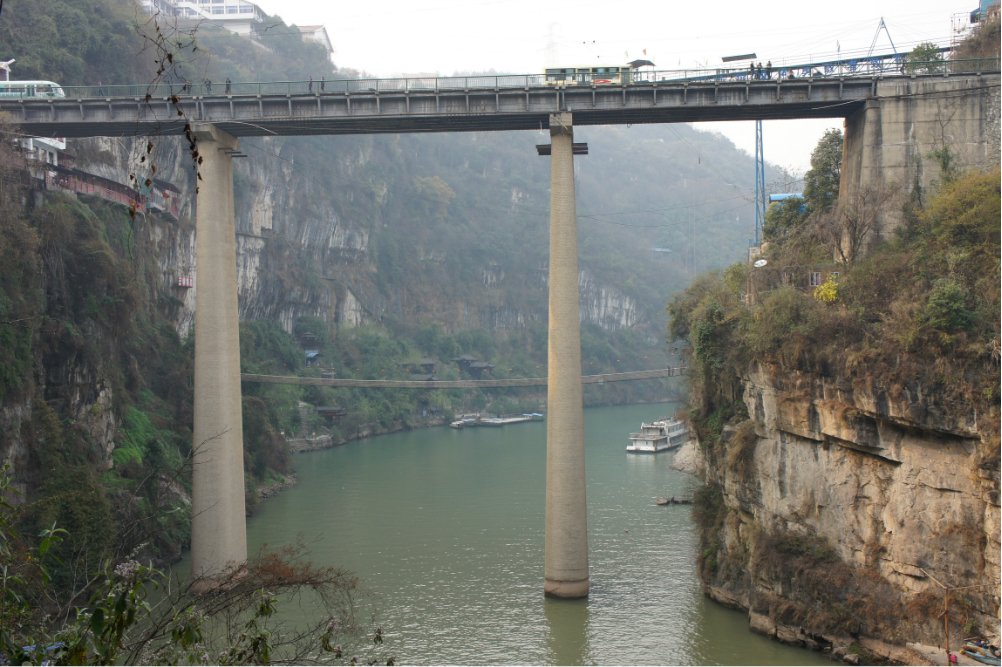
(754, 531), (904, 638)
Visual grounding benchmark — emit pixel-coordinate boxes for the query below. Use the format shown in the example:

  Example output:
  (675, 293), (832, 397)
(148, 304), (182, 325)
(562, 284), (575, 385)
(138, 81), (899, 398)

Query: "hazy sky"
(249, 0), (974, 173)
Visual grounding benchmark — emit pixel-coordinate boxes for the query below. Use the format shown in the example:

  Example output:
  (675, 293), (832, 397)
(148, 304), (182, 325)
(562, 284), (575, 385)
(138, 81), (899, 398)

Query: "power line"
(578, 201), (751, 228)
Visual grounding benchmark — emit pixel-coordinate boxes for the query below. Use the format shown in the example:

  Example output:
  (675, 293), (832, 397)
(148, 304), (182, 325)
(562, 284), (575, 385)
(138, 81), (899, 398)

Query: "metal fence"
(10, 56), (1000, 101)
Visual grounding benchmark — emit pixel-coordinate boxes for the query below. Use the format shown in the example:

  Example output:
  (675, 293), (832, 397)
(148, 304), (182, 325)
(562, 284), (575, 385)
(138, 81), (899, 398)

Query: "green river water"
(184, 403), (832, 665)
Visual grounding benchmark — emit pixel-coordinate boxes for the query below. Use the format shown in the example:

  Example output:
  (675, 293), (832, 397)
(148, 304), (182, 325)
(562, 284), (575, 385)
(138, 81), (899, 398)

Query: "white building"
(296, 25), (335, 61)
(138, 0), (266, 36)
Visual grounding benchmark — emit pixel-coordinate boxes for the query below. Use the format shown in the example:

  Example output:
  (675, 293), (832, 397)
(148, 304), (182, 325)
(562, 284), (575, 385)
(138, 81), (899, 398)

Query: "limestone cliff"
(68, 131), (665, 340)
(692, 362), (1000, 660)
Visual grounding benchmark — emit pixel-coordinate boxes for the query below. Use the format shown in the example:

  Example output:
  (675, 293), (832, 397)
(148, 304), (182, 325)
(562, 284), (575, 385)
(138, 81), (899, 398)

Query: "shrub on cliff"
(669, 167), (1000, 423)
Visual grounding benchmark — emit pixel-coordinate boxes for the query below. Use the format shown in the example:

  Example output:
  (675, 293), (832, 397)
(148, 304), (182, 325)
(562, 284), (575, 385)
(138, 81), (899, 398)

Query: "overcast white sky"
(250, 0), (975, 172)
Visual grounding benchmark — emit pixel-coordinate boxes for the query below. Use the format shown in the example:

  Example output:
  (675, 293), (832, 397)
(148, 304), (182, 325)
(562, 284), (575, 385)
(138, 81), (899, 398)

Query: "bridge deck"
(240, 367), (685, 389)
(7, 64), (997, 138)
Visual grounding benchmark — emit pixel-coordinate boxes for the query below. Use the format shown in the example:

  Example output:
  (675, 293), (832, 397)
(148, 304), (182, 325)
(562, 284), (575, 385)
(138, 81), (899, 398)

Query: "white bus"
(544, 65), (633, 86)
(0, 80), (66, 99)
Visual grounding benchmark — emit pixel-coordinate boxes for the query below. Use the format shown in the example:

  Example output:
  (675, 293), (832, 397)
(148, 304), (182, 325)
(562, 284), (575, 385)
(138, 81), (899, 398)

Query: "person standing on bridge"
(308, 75), (313, 93)
(749, 62), (754, 78)
(225, 77), (231, 94)
(766, 61), (772, 78)
(204, 78), (212, 94)
(320, 76), (325, 92)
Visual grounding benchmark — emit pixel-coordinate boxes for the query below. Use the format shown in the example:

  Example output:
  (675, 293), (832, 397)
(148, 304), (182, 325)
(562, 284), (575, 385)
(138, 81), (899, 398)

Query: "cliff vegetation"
(670, 122), (1000, 653)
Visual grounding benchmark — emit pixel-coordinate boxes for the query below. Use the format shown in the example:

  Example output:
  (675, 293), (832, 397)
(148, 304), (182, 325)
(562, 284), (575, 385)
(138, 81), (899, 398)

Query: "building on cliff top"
(467, 361), (495, 379)
(138, 0), (334, 60)
(401, 358), (438, 374)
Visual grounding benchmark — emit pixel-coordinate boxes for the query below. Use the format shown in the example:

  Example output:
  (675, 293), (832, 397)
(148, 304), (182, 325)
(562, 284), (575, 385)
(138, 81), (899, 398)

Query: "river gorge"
(175, 403), (829, 665)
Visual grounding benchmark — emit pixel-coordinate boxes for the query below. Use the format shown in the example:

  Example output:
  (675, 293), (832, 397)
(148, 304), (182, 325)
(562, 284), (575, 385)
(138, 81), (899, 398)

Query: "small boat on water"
(656, 497), (693, 506)
(450, 413), (544, 429)
(627, 417), (689, 453)
(963, 643), (1001, 666)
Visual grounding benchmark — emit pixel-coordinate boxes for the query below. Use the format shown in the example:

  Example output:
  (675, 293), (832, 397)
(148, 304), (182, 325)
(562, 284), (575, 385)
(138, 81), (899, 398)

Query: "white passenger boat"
(627, 417), (689, 453)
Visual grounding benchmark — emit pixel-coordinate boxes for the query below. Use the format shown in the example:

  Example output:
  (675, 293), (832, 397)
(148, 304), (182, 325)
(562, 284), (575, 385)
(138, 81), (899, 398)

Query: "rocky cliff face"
(693, 362), (1000, 659)
(71, 133), (649, 339)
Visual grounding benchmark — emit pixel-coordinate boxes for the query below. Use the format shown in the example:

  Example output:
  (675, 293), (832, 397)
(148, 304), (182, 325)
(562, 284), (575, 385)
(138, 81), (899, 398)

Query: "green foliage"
(243, 396), (292, 485)
(802, 129), (843, 215)
(922, 278), (974, 332)
(294, 315), (329, 345)
(193, 15), (337, 84)
(762, 196), (807, 241)
(927, 146), (959, 185)
(241, 319), (304, 373)
(0, 0), (145, 86)
(669, 168), (1001, 464)
(906, 42), (946, 73)
(29, 467), (117, 593)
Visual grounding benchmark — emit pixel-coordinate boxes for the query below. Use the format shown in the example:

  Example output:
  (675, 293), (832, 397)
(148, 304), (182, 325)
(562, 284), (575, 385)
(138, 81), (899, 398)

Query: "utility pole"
(754, 120), (765, 246)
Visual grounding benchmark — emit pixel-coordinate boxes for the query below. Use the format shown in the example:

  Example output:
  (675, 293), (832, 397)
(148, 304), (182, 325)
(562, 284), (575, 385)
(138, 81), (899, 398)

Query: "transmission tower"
(867, 17), (898, 57)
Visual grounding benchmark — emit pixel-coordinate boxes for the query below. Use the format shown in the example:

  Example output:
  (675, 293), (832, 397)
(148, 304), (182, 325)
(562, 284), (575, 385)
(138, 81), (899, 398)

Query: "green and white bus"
(544, 65), (633, 86)
(0, 80), (66, 99)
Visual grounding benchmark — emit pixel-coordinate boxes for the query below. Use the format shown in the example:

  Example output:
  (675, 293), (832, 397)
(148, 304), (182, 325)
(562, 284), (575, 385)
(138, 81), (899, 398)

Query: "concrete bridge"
(10, 57), (1000, 138)
(13, 59), (997, 597)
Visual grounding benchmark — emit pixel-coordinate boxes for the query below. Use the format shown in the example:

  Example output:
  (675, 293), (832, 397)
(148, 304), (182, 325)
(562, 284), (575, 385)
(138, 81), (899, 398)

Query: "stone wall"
(840, 73), (1002, 236)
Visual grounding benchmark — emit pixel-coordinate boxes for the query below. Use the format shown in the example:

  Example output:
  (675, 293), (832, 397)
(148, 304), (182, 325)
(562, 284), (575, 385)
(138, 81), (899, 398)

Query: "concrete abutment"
(839, 74), (1001, 238)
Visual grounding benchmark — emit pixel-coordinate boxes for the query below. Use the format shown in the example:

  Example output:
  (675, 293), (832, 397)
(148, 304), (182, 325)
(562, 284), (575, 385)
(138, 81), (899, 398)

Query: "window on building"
(226, 5), (238, 12)
(809, 272), (822, 287)
(830, 271), (840, 281)
(781, 272), (790, 286)
(239, 5), (253, 11)
(211, 6), (223, 12)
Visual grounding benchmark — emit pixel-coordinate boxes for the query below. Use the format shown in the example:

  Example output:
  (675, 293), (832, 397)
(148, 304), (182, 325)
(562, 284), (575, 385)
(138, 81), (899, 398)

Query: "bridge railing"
(26, 57), (1001, 101)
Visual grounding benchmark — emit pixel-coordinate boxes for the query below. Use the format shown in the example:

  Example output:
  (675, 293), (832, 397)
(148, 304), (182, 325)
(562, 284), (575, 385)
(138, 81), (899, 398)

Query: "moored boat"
(656, 497), (693, 505)
(627, 417), (689, 453)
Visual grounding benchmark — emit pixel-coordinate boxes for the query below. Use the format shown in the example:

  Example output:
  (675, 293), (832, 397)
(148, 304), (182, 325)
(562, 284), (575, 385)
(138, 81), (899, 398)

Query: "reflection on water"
(175, 403), (831, 665)
(544, 598), (592, 666)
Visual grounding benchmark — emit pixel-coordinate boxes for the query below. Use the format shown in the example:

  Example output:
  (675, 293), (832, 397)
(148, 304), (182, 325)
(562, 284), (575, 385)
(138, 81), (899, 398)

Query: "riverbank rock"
(258, 474), (298, 500)
(670, 441), (704, 476)
(287, 435), (334, 453)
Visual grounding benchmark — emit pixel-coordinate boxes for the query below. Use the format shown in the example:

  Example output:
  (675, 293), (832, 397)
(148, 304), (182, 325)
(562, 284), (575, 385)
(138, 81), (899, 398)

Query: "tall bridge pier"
(543, 113), (589, 599)
(190, 124), (248, 578)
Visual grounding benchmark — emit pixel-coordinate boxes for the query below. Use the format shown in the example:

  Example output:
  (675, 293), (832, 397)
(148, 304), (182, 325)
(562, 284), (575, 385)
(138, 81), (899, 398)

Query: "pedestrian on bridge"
(320, 76), (325, 92)
(749, 62), (754, 78)
(204, 79), (212, 94)
(225, 77), (231, 94)
(766, 61), (772, 78)
(756, 62), (763, 79)
(308, 75), (313, 93)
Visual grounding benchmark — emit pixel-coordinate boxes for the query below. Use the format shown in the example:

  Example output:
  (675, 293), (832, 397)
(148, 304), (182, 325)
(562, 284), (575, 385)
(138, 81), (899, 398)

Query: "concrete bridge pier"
(190, 123), (248, 579)
(544, 112), (589, 599)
